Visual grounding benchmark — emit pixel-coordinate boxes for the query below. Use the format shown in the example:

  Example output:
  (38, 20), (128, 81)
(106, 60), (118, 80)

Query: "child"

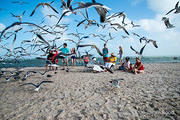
(133, 57), (144, 74)
(119, 57), (130, 71)
(70, 48), (76, 66)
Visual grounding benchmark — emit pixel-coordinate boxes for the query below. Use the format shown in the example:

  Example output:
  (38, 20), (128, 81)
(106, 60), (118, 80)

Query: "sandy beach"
(0, 63), (180, 120)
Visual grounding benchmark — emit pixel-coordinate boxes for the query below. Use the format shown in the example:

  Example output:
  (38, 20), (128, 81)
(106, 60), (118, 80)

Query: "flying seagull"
(30, 1), (58, 16)
(56, 1), (110, 24)
(20, 81), (53, 91)
(166, 1), (180, 15)
(131, 21), (140, 27)
(77, 44), (103, 56)
(162, 17), (175, 29)
(110, 23), (129, 35)
(0, 22), (53, 39)
(130, 43), (147, 56)
(11, 11), (26, 22)
(132, 32), (140, 37)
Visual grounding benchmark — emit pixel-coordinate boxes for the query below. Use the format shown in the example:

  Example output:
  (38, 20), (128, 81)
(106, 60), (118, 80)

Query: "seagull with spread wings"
(11, 11), (26, 22)
(20, 81), (53, 91)
(30, 1), (59, 17)
(130, 43), (147, 56)
(77, 44), (103, 56)
(110, 23), (129, 35)
(166, 1), (180, 15)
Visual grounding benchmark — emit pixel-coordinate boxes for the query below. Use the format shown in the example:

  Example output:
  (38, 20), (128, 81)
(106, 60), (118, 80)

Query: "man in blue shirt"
(60, 43), (70, 70)
(102, 44), (109, 65)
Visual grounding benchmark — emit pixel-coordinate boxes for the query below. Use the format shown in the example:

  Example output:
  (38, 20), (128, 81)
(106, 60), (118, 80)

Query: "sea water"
(0, 56), (180, 68)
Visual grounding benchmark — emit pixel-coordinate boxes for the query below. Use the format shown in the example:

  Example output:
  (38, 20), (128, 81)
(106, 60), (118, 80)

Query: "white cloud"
(147, 0), (178, 14)
(132, 0), (180, 56)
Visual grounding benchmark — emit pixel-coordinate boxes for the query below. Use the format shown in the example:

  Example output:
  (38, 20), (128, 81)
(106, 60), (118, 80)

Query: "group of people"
(102, 43), (144, 74)
(46, 43), (72, 71)
(46, 43), (144, 74)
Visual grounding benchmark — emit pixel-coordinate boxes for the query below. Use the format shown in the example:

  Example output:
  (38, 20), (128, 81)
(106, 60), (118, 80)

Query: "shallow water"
(0, 56), (180, 68)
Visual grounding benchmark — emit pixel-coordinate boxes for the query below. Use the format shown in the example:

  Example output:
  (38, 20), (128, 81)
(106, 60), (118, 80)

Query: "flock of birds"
(0, 0), (179, 90)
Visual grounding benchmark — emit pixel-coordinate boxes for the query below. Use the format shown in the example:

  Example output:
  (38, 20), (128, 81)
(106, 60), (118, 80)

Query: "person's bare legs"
(62, 59), (65, 70)
(134, 69), (144, 74)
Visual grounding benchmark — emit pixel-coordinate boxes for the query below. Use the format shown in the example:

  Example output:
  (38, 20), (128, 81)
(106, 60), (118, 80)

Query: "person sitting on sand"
(46, 50), (54, 71)
(129, 63), (134, 72)
(119, 57), (130, 71)
(133, 57), (144, 74)
(59, 43), (70, 70)
(107, 53), (117, 69)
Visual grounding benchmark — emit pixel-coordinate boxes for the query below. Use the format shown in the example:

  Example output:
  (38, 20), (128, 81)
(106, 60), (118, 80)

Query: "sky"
(0, 0), (180, 59)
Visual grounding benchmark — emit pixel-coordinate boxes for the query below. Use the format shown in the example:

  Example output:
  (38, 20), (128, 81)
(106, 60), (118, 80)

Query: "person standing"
(102, 44), (109, 65)
(59, 43), (70, 70)
(118, 46), (123, 65)
(52, 48), (59, 70)
(70, 48), (76, 66)
(46, 50), (54, 71)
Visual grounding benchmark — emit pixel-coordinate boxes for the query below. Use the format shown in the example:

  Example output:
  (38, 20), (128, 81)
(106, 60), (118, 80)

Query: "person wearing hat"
(109, 53), (117, 65)
(133, 57), (144, 74)
(105, 53), (117, 69)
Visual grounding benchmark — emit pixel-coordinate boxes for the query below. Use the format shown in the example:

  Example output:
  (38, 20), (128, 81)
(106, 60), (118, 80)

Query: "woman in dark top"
(46, 50), (54, 71)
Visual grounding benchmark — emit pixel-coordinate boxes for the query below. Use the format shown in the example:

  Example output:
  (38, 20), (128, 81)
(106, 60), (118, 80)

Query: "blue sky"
(0, 0), (180, 58)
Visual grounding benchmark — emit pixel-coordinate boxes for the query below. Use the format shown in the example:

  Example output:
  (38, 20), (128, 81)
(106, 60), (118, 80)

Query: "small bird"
(110, 23), (129, 35)
(109, 78), (124, 88)
(166, 1), (180, 15)
(11, 11), (26, 22)
(131, 21), (140, 27)
(77, 44), (103, 56)
(20, 81), (53, 91)
(5, 77), (10, 82)
(130, 44), (147, 56)
(30, 1), (58, 17)
(162, 17), (175, 29)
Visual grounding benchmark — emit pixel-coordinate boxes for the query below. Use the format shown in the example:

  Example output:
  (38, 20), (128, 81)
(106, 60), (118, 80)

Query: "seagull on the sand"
(166, 1), (180, 15)
(20, 81), (53, 91)
(5, 77), (10, 82)
(109, 78), (124, 88)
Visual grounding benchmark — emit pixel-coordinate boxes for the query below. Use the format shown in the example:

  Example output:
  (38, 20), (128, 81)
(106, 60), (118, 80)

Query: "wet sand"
(0, 63), (180, 120)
